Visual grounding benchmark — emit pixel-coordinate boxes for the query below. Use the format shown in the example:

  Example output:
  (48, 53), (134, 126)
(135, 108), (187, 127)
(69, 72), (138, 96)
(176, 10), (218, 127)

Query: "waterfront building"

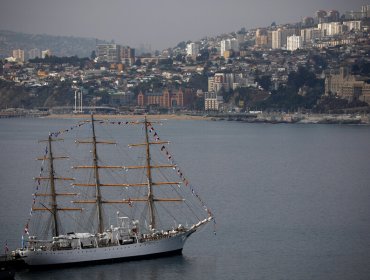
(204, 92), (223, 111)
(110, 91), (135, 106)
(325, 67), (370, 104)
(208, 77), (215, 93)
(137, 88), (194, 108)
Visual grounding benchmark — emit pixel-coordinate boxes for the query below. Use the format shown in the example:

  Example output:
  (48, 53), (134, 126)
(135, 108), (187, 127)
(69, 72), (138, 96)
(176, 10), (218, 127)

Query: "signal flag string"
(147, 122), (216, 233)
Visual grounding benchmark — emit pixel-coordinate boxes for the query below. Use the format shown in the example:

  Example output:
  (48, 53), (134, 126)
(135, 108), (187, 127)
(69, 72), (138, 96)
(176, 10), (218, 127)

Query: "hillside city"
(0, 4), (370, 123)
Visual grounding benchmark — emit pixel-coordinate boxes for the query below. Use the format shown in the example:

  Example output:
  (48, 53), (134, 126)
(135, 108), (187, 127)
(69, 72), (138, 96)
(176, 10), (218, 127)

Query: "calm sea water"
(1, 118), (370, 280)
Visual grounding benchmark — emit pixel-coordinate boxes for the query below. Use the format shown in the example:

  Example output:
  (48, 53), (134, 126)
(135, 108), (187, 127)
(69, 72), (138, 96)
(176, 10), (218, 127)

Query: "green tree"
(257, 66), (324, 111)
(90, 51), (96, 60)
(255, 75), (272, 90)
(135, 58), (142, 66)
(188, 73), (208, 92)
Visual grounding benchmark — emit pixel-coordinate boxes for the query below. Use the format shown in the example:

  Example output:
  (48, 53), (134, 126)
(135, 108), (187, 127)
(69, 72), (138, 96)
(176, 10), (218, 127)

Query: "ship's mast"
(91, 114), (104, 234)
(144, 116), (156, 229)
(33, 137), (80, 237)
(72, 116), (184, 233)
(47, 135), (59, 237)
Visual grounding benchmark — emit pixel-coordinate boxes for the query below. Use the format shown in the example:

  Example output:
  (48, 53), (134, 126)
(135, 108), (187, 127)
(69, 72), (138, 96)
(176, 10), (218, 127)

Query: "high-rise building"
(220, 39), (239, 56)
(362, 5), (370, 18)
(12, 49), (25, 62)
(271, 29), (296, 49)
(343, 21), (362, 31)
(318, 22), (343, 36)
(302, 17), (314, 27)
(327, 10), (340, 22)
(96, 44), (119, 63)
(255, 29), (269, 48)
(301, 28), (322, 44)
(287, 35), (303, 51)
(271, 30), (280, 49)
(28, 48), (41, 60)
(214, 73), (225, 93)
(186, 43), (199, 57)
(345, 10), (362, 20)
(119, 46), (135, 66)
(315, 10), (328, 24)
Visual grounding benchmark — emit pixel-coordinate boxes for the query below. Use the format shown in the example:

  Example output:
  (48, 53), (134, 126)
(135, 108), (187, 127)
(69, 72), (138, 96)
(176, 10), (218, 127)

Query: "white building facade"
(12, 49), (25, 62)
(204, 92), (223, 111)
(318, 22), (344, 36)
(186, 43), (199, 57)
(287, 35), (303, 51)
(220, 39), (239, 55)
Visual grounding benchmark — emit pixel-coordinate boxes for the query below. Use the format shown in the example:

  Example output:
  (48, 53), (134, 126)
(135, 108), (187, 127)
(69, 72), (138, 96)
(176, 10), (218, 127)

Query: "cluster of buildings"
(95, 44), (135, 66)
(9, 49), (52, 63)
(256, 21), (367, 51)
(1, 5), (370, 113)
(137, 88), (195, 109)
(325, 67), (370, 104)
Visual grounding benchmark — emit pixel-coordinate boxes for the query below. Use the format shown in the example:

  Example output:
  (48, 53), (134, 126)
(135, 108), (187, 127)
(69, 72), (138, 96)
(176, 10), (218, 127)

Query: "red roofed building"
(137, 88), (195, 108)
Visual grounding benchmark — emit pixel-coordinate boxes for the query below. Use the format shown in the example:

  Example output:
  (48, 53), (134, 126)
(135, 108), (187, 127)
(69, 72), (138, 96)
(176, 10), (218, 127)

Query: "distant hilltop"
(0, 30), (108, 58)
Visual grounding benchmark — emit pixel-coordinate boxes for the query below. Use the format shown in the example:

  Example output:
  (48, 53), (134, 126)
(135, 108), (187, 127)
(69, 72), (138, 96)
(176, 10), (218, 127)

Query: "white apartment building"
(28, 48), (41, 60)
(204, 92), (223, 111)
(287, 35), (303, 51)
(271, 29), (296, 49)
(96, 44), (118, 63)
(12, 49), (25, 62)
(208, 77), (215, 93)
(220, 39), (239, 55)
(318, 22), (343, 36)
(362, 5), (370, 18)
(343, 21), (362, 31)
(186, 43), (199, 57)
(301, 28), (322, 43)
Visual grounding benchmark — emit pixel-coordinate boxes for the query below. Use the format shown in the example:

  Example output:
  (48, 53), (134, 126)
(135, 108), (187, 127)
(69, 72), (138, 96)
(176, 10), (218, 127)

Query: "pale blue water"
(1, 118), (370, 280)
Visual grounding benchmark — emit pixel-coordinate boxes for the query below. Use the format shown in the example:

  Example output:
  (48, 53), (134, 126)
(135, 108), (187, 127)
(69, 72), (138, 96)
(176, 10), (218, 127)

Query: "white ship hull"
(21, 232), (191, 267)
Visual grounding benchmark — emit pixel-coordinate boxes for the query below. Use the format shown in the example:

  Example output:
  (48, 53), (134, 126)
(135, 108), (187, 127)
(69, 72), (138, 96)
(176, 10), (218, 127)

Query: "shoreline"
(44, 113), (370, 125)
(1, 111), (369, 125)
(43, 113), (211, 121)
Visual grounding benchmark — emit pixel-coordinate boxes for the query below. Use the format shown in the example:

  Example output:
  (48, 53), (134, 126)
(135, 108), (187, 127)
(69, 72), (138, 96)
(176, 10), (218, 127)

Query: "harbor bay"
(1, 118), (370, 279)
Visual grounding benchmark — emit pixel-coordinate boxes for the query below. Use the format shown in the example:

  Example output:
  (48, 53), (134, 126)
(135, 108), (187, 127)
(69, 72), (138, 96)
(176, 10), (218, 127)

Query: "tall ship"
(14, 115), (213, 267)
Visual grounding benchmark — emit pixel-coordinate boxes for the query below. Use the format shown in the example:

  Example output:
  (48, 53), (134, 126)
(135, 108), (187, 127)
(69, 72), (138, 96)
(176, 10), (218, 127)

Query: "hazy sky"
(0, 0), (367, 50)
